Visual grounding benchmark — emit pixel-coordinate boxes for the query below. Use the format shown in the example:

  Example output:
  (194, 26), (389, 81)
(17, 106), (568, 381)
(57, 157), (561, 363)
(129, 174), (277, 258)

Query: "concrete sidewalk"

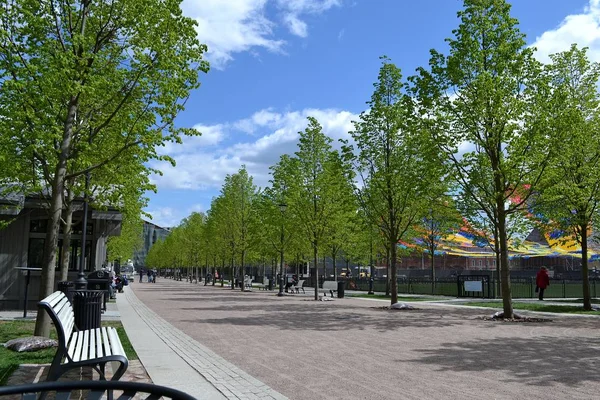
(118, 286), (286, 400)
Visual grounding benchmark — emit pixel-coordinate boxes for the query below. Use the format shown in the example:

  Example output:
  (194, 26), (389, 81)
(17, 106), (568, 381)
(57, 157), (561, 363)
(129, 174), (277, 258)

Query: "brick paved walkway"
(132, 278), (600, 400)
(124, 287), (285, 399)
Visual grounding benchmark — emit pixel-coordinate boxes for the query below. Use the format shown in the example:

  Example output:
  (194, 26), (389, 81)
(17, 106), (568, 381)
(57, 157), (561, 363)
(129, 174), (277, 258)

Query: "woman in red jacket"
(536, 267), (550, 300)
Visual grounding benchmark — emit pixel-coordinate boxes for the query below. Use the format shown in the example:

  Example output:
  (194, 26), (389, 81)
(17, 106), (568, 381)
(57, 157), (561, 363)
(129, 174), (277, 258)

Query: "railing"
(343, 277), (598, 299)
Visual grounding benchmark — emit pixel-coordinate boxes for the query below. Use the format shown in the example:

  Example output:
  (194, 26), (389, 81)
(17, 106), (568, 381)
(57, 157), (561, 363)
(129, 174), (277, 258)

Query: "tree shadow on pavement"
(178, 307), (463, 332)
(405, 335), (600, 387)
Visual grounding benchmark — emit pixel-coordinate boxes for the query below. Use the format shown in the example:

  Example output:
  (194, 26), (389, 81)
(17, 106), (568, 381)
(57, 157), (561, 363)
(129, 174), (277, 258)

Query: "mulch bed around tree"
(479, 312), (552, 323)
(371, 306), (419, 311)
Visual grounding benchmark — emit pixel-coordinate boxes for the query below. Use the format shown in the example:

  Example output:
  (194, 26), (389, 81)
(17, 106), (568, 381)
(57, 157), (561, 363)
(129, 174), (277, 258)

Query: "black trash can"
(72, 290), (103, 330)
(57, 281), (74, 304)
(87, 270), (111, 311)
(337, 280), (345, 298)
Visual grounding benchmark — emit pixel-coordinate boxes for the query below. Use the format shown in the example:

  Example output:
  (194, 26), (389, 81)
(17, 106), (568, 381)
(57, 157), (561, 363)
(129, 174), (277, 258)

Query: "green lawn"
(349, 294), (447, 301)
(548, 298), (600, 304)
(465, 302), (600, 315)
(0, 320), (137, 386)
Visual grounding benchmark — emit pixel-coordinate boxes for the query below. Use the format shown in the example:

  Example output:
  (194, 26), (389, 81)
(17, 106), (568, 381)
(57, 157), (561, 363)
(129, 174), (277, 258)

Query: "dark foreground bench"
(0, 380), (196, 400)
(39, 291), (128, 382)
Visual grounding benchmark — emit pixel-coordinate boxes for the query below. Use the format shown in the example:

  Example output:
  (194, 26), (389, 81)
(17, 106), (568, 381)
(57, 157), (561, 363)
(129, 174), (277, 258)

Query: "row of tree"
(147, 0), (600, 317)
(0, 0), (209, 337)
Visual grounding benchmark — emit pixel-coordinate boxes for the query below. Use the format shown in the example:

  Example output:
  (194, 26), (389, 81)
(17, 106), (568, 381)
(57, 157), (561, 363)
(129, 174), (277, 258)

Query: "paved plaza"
(130, 279), (600, 400)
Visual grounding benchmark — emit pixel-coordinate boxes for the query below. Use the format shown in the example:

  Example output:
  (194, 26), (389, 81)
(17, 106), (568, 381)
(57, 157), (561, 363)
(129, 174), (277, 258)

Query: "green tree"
(0, 0), (208, 336)
(413, 0), (553, 317)
(413, 195), (462, 294)
(323, 151), (356, 280)
(345, 57), (441, 305)
(280, 117), (340, 300)
(535, 45), (600, 311)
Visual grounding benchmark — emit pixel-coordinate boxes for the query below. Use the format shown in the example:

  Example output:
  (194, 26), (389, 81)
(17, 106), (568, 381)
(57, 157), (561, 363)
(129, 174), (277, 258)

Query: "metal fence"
(346, 277), (599, 299)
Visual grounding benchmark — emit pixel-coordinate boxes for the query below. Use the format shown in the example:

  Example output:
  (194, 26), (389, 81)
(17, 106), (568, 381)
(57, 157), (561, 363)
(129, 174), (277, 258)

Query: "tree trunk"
(332, 247), (337, 281)
(581, 223), (592, 310)
(390, 237), (398, 305)
(497, 207), (513, 318)
(230, 253), (235, 289)
(34, 98), (78, 338)
(59, 193), (74, 282)
(430, 252), (435, 295)
(240, 249), (246, 291)
(313, 245), (319, 301)
(385, 248), (390, 296)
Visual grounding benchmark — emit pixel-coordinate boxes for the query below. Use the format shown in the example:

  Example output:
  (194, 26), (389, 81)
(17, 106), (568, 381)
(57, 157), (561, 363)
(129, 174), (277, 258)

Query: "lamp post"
(277, 203), (287, 297)
(75, 170), (91, 290)
(368, 232), (374, 295)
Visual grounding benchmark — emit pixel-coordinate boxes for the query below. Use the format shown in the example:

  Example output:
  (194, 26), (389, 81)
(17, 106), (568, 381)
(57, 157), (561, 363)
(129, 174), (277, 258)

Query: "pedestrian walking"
(139, 269), (143, 283)
(536, 266), (550, 300)
(147, 269), (152, 283)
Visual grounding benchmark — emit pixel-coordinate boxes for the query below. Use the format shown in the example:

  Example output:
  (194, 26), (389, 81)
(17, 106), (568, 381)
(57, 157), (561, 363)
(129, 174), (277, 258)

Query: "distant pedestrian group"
(139, 269), (156, 283)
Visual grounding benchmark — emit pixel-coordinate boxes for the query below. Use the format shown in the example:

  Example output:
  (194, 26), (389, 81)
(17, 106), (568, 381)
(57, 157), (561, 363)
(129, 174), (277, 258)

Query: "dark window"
(71, 221), (93, 236)
(70, 240), (93, 271)
(27, 238), (45, 268)
(30, 219), (48, 233)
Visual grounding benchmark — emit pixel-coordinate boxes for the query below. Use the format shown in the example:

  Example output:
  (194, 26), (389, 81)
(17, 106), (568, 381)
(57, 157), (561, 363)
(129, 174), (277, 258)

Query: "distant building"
(0, 192), (122, 310)
(132, 220), (170, 271)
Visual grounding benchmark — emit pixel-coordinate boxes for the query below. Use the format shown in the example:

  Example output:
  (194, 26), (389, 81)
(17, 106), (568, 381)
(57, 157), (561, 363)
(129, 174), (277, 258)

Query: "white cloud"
(277, 0), (341, 37)
(160, 124), (225, 156)
(284, 14), (308, 37)
(145, 207), (181, 228)
(181, 0), (341, 68)
(532, 0), (600, 63)
(145, 204), (207, 228)
(149, 108), (358, 191)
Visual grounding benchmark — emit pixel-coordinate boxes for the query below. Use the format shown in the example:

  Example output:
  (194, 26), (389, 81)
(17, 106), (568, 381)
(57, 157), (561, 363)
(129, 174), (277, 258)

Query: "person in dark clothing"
(536, 267), (550, 300)
(139, 269), (143, 283)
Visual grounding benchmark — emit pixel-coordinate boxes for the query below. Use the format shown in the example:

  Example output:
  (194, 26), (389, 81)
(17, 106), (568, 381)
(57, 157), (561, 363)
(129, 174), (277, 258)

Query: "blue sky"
(145, 0), (596, 227)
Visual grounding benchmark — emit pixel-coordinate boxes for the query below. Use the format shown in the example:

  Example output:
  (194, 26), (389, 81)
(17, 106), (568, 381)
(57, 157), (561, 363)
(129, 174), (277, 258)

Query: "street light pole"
(75, 171), (90, 290)
(277, 203), (287, 297)
(368, 233), (374, 295)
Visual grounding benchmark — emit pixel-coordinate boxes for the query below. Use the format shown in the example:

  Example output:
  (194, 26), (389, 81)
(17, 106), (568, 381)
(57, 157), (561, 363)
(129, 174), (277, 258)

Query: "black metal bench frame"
(0, 380), (196, 400)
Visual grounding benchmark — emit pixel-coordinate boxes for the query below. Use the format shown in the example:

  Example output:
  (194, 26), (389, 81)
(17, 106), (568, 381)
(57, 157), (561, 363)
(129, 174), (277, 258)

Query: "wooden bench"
(39, 291), (129, 382)
(320, 281), (338, 297)
(293, 280), (306, 294)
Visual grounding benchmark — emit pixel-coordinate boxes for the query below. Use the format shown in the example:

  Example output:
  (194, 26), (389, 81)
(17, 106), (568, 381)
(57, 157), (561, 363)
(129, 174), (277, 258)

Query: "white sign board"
(464, 280), (483, 292)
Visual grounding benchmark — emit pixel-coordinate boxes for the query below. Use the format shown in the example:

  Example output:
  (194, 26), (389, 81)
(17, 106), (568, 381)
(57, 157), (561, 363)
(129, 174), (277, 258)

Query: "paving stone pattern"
(125, 288), (286, 400)
(132, 279), (600, 400)
(5, 360), (151, 400)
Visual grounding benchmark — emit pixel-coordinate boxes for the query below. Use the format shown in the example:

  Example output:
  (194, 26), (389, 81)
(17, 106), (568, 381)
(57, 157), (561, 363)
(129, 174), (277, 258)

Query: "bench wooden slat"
(107, 327), (125, 356)
(72, 332), (84, 362)
(95, 328), (103, 358)
(81, 330), (90, 361)
(64, 314), (75, 342)
(46, 291), (64, 308)
(89, 327), (96, 359)
(65, 332), (78, 364)
(55, 298), (71, 328)
(101, 327), (112, 356)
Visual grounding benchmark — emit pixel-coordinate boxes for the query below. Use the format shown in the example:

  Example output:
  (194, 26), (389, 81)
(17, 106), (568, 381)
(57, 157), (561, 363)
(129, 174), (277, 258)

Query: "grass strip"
(349, 294), (447, 301)
(465, 302), (600, 315)
(1, 320), (137, 386)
